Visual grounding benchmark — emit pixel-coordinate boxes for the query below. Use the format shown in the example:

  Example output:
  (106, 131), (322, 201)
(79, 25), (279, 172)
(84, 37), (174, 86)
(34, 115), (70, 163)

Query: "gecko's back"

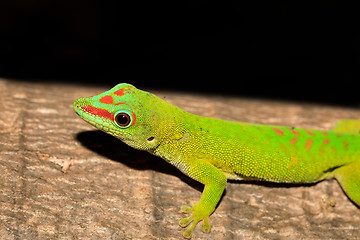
(177, 115), (360, 183)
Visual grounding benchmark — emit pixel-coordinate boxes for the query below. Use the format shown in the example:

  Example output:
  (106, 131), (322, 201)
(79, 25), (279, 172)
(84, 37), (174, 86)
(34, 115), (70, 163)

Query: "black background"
(0, 1), (359, 106)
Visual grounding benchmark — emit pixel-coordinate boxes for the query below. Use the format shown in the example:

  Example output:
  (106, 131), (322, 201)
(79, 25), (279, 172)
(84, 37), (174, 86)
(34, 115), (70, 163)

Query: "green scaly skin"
(74, 83), (360, 239)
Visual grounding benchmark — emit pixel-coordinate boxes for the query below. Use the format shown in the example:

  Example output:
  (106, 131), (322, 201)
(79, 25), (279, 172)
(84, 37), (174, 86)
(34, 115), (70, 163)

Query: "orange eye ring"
(114, 111), (133, 128)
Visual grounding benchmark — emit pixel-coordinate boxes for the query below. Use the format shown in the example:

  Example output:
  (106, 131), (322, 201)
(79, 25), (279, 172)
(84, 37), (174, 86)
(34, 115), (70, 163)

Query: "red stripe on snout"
(82, 105), (114, 121)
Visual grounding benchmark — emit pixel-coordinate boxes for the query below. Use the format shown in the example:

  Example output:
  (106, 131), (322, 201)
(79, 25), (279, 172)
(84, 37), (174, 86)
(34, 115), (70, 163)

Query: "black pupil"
(115, 113), (130, 126)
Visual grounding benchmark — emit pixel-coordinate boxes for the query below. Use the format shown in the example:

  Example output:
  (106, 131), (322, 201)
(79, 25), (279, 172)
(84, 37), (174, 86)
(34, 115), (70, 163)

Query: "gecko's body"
(74, 83), (360, 238)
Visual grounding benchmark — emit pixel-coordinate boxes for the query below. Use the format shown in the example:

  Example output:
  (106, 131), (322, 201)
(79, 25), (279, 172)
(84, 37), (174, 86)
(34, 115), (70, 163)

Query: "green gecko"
(74, 83), (360, 239)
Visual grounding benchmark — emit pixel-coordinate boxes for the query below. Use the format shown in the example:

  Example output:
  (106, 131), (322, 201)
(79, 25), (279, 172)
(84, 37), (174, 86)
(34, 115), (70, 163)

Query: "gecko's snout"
(73, 97), (88, 114)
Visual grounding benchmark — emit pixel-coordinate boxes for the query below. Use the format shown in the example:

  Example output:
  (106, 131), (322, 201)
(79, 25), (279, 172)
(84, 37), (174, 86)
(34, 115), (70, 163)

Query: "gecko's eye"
(114, 110), (133, 128)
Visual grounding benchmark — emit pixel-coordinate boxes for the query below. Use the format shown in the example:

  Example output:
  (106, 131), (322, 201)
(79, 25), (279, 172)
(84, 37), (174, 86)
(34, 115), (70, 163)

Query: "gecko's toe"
(180, 204), (194, 214)
(179, 216), (193, 228)
(182, 218), (200, 239)
(202, 216), (211, 233)
(182, 227), (194, 239)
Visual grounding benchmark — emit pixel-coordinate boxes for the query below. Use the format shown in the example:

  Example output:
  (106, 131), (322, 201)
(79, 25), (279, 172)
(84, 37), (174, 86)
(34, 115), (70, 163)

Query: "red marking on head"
(82, 105), (114, 121)
(131, 111), (136, 127)
(114, 88), (125, 96)
(305, 130), (315, 136)
(290, 129), (300, 135)
(321, 131), (328, 135)
(273, 128), (284, 136)
(99, 95), (114, 104)
(290, 137), (298, 145)
(343, 141), (349, 149)
(114, 102), (125, 106)
(305, 139), (313, 150)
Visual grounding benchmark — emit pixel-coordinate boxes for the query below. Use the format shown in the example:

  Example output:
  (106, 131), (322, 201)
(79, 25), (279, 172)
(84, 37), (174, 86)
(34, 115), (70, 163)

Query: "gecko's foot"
(179, 203), (211, 239)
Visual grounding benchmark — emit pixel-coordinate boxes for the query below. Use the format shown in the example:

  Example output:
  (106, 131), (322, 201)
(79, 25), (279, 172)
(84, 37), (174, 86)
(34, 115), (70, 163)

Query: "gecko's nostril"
(73, 97), (88, 112)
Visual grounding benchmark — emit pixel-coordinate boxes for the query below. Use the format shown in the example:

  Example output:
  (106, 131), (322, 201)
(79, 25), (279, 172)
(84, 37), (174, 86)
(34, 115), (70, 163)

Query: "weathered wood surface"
(0, 78), (359, 239)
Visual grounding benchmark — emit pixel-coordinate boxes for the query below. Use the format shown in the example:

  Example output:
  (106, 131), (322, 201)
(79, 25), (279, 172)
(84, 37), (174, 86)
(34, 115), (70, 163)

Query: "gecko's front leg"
(175, 158), (227, 239)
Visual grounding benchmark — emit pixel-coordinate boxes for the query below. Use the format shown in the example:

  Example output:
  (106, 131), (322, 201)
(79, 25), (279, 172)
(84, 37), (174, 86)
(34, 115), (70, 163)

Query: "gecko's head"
(74, 83), (175, 151)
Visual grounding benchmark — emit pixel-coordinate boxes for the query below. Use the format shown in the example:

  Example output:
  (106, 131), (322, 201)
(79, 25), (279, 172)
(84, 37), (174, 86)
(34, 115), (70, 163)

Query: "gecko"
(73, 83), (360, 239)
